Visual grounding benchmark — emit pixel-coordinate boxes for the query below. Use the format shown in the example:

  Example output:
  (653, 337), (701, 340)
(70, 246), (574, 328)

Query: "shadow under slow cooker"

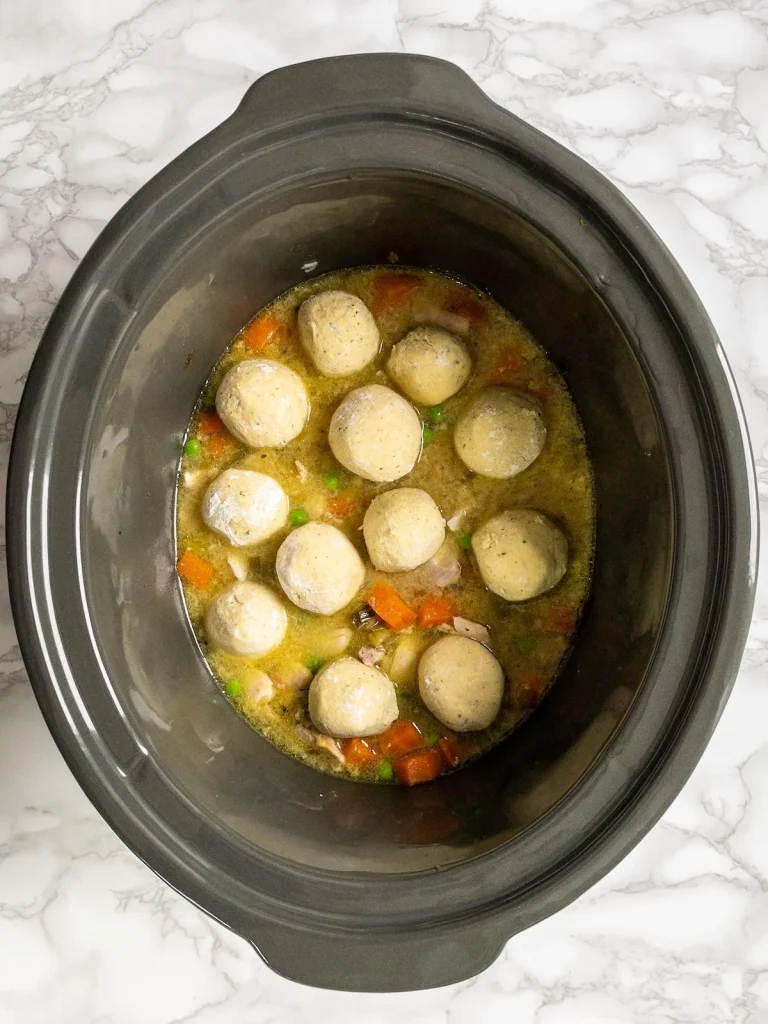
(82, 174), (672, 873)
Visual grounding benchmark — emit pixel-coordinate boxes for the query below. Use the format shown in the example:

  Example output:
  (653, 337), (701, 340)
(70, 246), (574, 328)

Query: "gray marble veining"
(1, 1), (768, 1020)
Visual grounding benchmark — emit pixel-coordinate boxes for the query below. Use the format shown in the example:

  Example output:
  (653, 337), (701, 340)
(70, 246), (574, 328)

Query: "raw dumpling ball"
(328, 384), (422, 483)
(454, 388), (545, 478)
(276, 522), (365, 614)
(387, 326), (472, 405)
(308, 656), (398, 738)
(472, 509), (567, 601)
(363, 488), (445, 572)
(216, 359), (309, 448)
(298, 290), (380, 376)
(201, 469), (289, 546)
(205, 581), (287, 657)
(418, 635), (503, 732)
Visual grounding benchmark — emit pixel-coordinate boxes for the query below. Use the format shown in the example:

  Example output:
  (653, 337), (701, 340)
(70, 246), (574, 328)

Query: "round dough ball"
(472, 509), (567, 601)
(276, 522), (365, 614)
(387, 326), (472, 405)
(201, 469), (289, 546)
(298, 291), (380, 377)
(363, 488), (445, 572)
(216, 359), (309, 448)
(328, 384), (422, 483)
(454, 388), (545, 478)
(309, 656), (398, 738)
(418, 636), (503, 732)
(205, 582), (287, 657)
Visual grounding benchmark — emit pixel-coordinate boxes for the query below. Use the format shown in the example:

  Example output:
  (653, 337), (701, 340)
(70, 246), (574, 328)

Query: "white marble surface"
(1, 0), (767, 1019)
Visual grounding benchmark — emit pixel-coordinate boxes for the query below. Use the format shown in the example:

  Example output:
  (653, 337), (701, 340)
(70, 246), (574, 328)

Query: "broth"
(176, 266), (594, 783)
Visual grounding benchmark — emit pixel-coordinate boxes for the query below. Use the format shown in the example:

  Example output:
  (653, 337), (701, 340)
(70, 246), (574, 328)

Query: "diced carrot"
(546, 604), (576, 633)
(341, 737), (379, 767)
(518, 669), (547, 707)
(206, 434), (229, 458)
(367, 581), (417, 631)
(377, 720), (423, 760)
(437, 735), (463, 769)
(418, 592), (459, 629)
(394, 749), (443, 786)
(327, 495), (359, 519)
(488, 348), (522, 384)
(241, 312), (281, 352)
(449, 294), (486, 324)
(197, 411), (227, 435)
(177, 550), (215, 589)
(371, 275), (419, 314)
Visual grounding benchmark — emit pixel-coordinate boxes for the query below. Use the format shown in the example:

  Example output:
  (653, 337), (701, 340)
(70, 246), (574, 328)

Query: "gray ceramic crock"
(7, 54), (757, 991)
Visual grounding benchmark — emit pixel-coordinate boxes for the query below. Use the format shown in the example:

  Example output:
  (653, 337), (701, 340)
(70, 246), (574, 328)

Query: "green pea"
(306, 654), (323, 673)
(184, 438), (202, 455)
(322, 472), (340, 491)
(422, 427), (434, 446)
(378, 760), (394, 781)
(458, 532), (472, 550)
(517, 634), (536, 654)
(425, 730), (440, 746)
(428, 405), (444, 423)
(226, 679), (243, 698)
(289, 507), (309, 526)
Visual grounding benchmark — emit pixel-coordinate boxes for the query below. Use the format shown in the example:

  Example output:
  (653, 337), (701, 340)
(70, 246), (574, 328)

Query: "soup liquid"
(176, 267), (595, 783)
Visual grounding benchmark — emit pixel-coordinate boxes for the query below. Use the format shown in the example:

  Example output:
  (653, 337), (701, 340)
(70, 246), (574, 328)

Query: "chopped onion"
(452, 616), (490, 642)
(227, 551), (249, 581)
(313, 732), (345, 762)
(244, 669), (274, 704)
(446, 510), (466, 533)
(296, 724), (314, 744)
(274, 661), (313, 690)
(295, 460), (308, 482)
(419, 537), (461, 588)
(296, 723), (346, 762)
(414, 309), (471, 335)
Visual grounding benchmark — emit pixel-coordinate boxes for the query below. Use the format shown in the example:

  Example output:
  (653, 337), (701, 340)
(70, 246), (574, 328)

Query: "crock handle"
(246, 917), (508, 991)
(231, 53), (497, 130)
(222, 53), (518, 992)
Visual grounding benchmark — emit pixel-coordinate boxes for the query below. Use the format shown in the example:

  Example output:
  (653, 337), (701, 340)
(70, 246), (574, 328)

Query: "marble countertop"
(2, 0), (767, 1020)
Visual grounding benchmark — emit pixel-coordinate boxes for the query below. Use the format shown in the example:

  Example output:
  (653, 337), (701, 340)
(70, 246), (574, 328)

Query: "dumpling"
(276, 522), (365, 614)
(298, 290), (380, 376)
(418, 635), (503, 731)
(454, 388), (545, 478)
(328, 384), (422, 483)
(472, 509), (567, 601)
(201, 469), (289, 546)
(216, 359), (309, 448)
(308, 656), (398, 737)
(205, 582), (287, 656)
(387, 326), (471, 405)
(363, 488), (445, 572)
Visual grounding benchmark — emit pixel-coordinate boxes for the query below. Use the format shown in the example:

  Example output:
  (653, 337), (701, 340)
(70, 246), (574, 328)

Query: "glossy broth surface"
(176, 266), (595, 782)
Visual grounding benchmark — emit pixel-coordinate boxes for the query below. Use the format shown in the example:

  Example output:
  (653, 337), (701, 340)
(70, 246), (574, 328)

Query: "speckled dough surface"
(3, 5), (764, 1016)
(176, 265), (595, 783)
